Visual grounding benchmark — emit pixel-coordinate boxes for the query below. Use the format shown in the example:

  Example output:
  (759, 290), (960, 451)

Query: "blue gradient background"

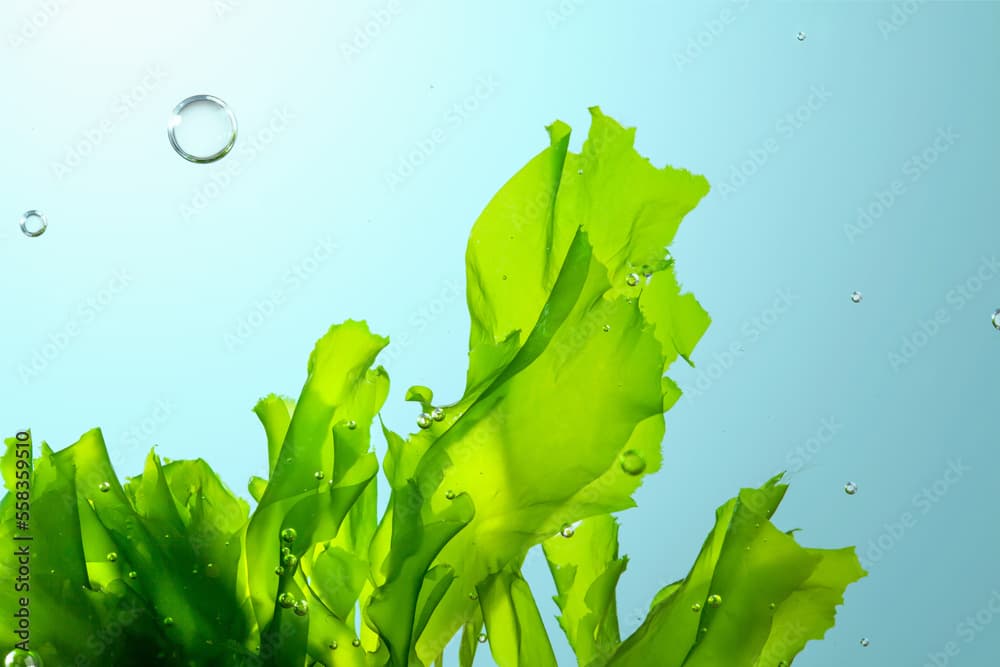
(3, 1), (999, 665)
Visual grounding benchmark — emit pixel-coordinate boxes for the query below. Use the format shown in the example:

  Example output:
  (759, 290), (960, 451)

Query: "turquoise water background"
(3, 1), (999, 665)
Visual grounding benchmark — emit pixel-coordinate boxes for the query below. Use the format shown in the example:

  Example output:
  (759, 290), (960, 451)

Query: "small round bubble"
(860, 637), (870, 647)
(707, 594), (722, 608)
(478, 633), (487, 644)
(431, 407), (445, 422)
(4, 649), (44, 667)
(560, 524), (575, 538)
(417, 413), (432, 429)
(99, 482), (111, 493)
(844, 481), (858, 495)
(280, 528), (297, 544)
(352, 639), (361, 648)
(851, 291), (863, 303)
(293, 600), (309, 616)
(18, 210), (47, 238)
(620, 450), (646, 475)
(797, 31), (806, 41)
(106, 552), (118, 562)
(167, 95), (237, 163)
(128, 571), (138, 579)
(691, 602), (701, 612)
(347, 419), (358, 430)
(314, 471), (324, 480)
(992, 309), (1000, 331)
(278, 593), (296, 608)
(626, 273), (640, 287)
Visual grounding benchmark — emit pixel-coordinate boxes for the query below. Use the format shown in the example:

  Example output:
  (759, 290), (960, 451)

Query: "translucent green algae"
(0, 108), (864, 666)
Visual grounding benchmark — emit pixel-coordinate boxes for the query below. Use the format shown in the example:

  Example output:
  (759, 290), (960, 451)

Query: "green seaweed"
(0, 108), (865, 666)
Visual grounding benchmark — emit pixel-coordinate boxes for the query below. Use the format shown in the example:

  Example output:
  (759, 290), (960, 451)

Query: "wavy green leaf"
(607, 475), (866, 666)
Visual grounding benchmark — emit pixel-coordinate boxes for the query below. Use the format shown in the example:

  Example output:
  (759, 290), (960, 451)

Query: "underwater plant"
(1, 108), (865, 666)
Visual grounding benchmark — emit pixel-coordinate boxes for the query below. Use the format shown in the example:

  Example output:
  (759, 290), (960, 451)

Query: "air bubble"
(167, 95), (238, 164)
(844, 481), (858, 495)
(431, 407), (445, 422)
(328, 641), (338, 650)
(163, 617), (174, 626)
(278, 593), (295, 609)
(797, 31), (806, 41)
(478, 633), (487, 644)
(860, 637), (870, 647)
(560, 524), (575, 538)
(445, 490), (455, 500)
(106, 552), (118, 562)
(351, 639), (361, 648)
(128, 571), (138, 579)
(280, 528), (297, 544)
(314, 471), (324, 480)
(347, 419), (358, 430)
(99, 482), (111, 493)
(851, 291), (863, 303)
(417, 413), (432, 429)
(602, 324), (610, 332)
(992, 309), (1000, 330)
(626, 273), (640, 287)
(707, 594), (722, 608)
(619, 450), (646, 475)
(3, 649), (43, 667)
(18, 210), (47, 238)
(293, 600), (309, 616)
(691, 602), (701, 612)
